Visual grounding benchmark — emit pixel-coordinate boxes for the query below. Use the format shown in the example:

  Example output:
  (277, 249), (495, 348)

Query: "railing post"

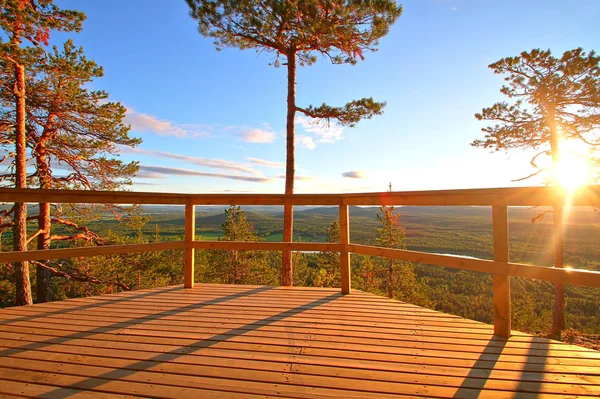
(184, 202), (196, 288)
(492, 205), (511, 337)
(339, 204), (351, 294)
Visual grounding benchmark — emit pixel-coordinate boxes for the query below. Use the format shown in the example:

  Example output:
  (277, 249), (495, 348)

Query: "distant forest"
(2, 204), (598, 336)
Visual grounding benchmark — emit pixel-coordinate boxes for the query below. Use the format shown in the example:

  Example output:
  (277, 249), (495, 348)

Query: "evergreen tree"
(1, 31), (139, 303)
(471, 48), (600, 337)
(29, 40), (138, 301)
(207, 206), (270, 284)
(0, 0), (84, 305)
(376, 183), (423, 303)
(186, 0), (401, 286)
(317, 220), (340, 287)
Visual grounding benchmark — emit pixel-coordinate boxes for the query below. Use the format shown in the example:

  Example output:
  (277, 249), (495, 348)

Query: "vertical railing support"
(492, 205), (511, 337)
(339, 204), (351, 295)
(184, 202), (196, 288)
(551, 202), (565, 337)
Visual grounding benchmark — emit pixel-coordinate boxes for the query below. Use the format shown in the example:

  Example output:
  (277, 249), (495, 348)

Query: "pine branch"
(25, 229), (43, 245)
(296, 98), (385, 127)
(512, 168), (547, 182)
(30, 260), (131, 291)
(50, 216), (105, 244)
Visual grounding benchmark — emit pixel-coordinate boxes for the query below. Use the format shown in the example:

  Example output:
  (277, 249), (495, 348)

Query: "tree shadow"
(35, 289), (340, 398)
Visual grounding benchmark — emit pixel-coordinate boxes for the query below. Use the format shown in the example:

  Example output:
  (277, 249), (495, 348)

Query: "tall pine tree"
(472, 48), (600, 337)
(25, 40), (139, 301)
(186, 0), (401, 286)
(0, 0), (84, 305)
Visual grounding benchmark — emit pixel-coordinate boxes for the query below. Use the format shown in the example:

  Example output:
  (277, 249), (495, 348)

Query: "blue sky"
(52, 0), (600, 193)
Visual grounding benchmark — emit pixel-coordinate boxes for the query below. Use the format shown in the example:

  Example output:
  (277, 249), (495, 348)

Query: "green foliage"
(472, 48), (600, 180)
(0, 39), (141, 190)
(0, 0), (84, 57)
(315, 220), (341, 287)
(299, 97), (386, 127)
(186, 0), (402, 65)
(201, 206), (277, 285)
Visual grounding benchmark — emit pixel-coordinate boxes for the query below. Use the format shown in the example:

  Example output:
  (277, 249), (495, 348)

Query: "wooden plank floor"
(0, 284), (599, 399)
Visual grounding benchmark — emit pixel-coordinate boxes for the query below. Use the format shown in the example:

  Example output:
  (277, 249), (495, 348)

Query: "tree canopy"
(472, 48), (600, 182)
(187, 0), (401, 285)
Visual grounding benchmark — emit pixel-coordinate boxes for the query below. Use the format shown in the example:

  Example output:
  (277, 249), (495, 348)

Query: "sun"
(553, 151), (592, 189)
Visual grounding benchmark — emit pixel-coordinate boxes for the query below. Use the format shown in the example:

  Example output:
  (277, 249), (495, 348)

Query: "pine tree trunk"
(548, 107), (565, 337)
(35, 118), (55, 303)
(13, 60), (32, 306)
(282, 48), (296, 287)
(36, 201), (52, 302)
(387, 259), (393, 299)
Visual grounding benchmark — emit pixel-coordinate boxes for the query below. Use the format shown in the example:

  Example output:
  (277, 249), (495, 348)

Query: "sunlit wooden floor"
(0, 284), (598, 398)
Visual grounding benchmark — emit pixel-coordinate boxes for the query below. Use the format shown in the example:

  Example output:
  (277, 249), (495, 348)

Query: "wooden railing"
(0, 185), (599, 338)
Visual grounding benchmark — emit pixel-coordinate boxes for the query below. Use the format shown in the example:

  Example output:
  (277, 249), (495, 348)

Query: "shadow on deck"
(0, 284), (598, 398)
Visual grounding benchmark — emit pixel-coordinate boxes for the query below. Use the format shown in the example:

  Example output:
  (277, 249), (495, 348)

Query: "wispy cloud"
(240, 128), (277, 143)
(342, 170), (368, 179)
(135, 170), (167, 179)
(131, 181), (161, 186)
(139, 165), (274, 183)
(276, 174), (315, 182)
(245, 157), (285, 168)
(125, 107), (209, 138)
(122, 147), (261, 175)
(296, 115), (344, 144)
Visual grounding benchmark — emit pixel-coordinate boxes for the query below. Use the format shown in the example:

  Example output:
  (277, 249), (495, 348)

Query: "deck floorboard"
(1, 284), (598, 398)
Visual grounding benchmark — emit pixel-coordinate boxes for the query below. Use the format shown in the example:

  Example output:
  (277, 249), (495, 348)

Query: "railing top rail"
(341, 185), (600, 206)
(0, 185), (598, 206)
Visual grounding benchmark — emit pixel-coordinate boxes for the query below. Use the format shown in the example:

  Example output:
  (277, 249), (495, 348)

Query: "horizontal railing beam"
(348, 244), (501, 274)
(0, 241), (186, 263)
(341, 185), (600, 207)
(348, 244), (600, 288)
(192, 241), (342, 252)
(1, 240), (598, 288)
(0, 188), (343, 206)
(0, 185), (598, 206)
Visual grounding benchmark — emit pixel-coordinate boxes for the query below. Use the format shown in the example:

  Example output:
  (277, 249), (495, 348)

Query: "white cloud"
(121, 147), (261, 175)
(296, 115), (344, 143)
(125, 108), (209, 138)
(296, 135), (316, 150)
(342, 170), (368, 179)
(245, 157), (285, 168)
(241, 128), (277, 143)
(139, 165), (274, 183)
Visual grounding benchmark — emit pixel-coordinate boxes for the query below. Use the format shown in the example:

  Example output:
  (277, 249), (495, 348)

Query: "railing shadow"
(453, 336), (549, 398)
(31, 289), (340, 398)
(453, 338), (507, 398)
(0, 285), (272, 359)
(0, 285), (182, 326)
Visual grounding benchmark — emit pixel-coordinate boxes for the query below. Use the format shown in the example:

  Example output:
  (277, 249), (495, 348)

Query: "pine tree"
(317, 220), (340, 287)
(376, 183), (422, 303)
(471, 48), (600, 337)
(30, 40), (138, 301)
(0, 0), (84, 305)
(1, 36), (139, 302)
(186, 0), (402, 286)
(207, 206), (266, 284)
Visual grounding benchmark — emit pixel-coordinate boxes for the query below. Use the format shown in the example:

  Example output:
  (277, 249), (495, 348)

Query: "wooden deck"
(0, 284), (598, 398)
